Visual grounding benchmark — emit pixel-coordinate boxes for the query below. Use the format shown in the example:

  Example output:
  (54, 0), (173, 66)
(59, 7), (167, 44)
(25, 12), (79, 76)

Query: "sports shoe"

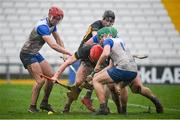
(118, 106), (127, 115)
(94, 103), (109, 115)
(40, 102), (54, 112)
(151, 97), (163, 113)
(81, 97), (95, 112)
(94, 108), (109, 115)
(154, 99), (163, 113)
(28, 105), (39, 113)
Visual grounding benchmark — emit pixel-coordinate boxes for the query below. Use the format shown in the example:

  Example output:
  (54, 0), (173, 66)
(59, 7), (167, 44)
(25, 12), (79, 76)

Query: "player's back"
(110, 38), (137, 72)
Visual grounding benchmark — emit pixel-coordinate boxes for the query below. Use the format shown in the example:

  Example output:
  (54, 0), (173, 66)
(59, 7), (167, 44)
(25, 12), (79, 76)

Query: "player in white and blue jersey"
(92, 27), (163, 115)
(20, 6), (72, 113)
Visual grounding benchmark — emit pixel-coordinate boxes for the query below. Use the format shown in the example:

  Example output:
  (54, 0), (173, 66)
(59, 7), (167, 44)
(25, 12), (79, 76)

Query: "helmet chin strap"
(88, 56), (95, 64)
(106, 34), (111, 38)
(48, 16), (54, 26)
(50, 16), (53, 20)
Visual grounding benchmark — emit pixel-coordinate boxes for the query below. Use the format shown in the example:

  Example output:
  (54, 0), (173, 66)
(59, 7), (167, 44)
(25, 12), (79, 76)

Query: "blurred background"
(0, 0), (180, 84)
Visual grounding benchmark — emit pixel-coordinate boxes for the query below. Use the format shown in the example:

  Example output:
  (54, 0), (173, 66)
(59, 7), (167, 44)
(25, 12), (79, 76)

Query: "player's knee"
(36, 80), (45, 87)
(131, 84), (141, 93)
(108, 84), (115, 91)
(92, 77), (98, 86)
(76, 81), (81, 86)
(46, 72), (54, 78)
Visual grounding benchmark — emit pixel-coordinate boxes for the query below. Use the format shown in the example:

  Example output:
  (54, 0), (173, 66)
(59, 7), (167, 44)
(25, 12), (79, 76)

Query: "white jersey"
(104, 37), (138, 72)
(21, 18), (56, 54)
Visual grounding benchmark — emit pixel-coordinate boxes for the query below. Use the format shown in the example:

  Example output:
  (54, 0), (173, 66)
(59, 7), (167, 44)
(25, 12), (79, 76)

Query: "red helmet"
(49, 6), (64, 18)
(90, 45), (103, 63)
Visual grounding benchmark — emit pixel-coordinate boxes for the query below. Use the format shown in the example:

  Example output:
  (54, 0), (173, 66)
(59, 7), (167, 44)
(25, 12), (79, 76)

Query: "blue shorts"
(107, 67), (137, 85)
(20, 52), (44, 69)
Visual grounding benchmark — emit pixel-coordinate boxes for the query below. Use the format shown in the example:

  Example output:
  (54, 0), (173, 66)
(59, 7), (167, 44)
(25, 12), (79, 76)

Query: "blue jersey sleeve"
(103, 38), (114, 48)
(37, 25), (50, 36)
(92, 35), (99, 43)
(52, 26), (57, 32)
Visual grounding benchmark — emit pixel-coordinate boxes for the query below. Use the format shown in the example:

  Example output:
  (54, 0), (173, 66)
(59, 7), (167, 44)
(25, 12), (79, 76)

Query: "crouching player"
(51, 44), (103, 111)
(92, 27), (164, 115)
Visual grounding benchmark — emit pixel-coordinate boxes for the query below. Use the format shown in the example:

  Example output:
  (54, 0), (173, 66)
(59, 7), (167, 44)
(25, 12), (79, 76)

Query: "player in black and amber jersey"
(78, 10), (115, 49)
(62, 10), (116, 113)
(78, 10), (116, 112)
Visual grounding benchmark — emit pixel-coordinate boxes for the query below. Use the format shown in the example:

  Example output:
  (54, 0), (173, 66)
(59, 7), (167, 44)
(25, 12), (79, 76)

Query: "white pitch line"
(80, 95), (180, 112)
(128, 103), (148, 109)
(128, 103), (180, 112)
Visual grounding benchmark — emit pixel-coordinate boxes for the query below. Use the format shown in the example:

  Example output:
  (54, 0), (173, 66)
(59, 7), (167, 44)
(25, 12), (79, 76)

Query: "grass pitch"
(0, 82), (180, 119)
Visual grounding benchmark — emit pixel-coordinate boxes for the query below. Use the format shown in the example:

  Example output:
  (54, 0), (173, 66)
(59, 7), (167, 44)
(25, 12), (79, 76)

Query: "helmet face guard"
(104, 17), (114, 23)
(52, 16), (63, 21)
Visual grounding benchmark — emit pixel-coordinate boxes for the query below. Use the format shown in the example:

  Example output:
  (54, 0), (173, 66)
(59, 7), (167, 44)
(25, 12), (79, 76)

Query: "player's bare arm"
(52, 54), (77, 80)
(42, 35), (72, 56)
(94, 45), (110, 72)
(52, 31), (65, 47)
(52, 31), (68, 60)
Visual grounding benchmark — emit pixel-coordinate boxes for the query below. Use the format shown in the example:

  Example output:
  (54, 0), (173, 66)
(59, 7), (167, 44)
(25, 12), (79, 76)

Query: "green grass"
(0, 84), (180, 119)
